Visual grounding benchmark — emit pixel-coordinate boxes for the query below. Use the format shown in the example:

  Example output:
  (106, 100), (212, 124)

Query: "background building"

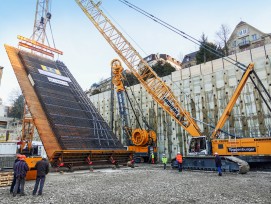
(143, 53), (182, 70)
(181, 51), (198, 68)
(227, 21), (271, 55)
(181, 21), (271, 69)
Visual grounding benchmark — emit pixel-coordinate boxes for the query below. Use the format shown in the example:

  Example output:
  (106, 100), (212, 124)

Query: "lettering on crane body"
(117, 93), (125, 114)
(228, 147), (256, 152)
(162, 96), (179, 115)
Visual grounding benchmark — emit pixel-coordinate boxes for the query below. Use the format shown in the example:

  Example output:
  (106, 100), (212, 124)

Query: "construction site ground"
(0, 163), (270, 204)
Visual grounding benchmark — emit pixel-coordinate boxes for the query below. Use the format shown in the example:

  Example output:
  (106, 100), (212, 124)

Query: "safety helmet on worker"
(214, 152), (218, 155)
(20, 155), (26, 160)
(177, 152), (180, 154)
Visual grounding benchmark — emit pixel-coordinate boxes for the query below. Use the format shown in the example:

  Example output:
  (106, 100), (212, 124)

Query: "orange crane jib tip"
(17, 35), (63, 56)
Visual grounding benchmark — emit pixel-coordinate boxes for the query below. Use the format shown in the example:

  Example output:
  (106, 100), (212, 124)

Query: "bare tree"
(216, 24), (231, 56)
(177, 52), (184, 62)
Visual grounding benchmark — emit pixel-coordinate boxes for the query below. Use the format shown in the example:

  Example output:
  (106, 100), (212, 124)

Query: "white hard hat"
(163, 154), (165, 156)
(214, 152), (218, 155)
(177, 152), (180, 154)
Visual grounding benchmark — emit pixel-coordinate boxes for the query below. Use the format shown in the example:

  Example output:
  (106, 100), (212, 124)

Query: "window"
(242, 38), (247, 43)
(218, 144), (224, 149)
(252, 34), (257, 41)
(239, 28), (248, 36)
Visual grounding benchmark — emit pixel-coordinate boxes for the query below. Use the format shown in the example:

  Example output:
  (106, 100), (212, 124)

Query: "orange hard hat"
(20, 155), (26, 160)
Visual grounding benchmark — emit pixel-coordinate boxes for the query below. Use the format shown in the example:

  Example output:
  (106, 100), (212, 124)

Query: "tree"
(216, 24), (231, 56)
(91, 89), (101, 95)
(8, 94), (24, 119)
(122, 61), (176, 87)
(152, 61), (176, 77)
(196, 33), (222, 64)
(123, 71), (139, 87)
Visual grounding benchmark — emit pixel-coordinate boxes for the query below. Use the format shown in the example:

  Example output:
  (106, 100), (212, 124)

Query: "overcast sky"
(0, 0), (270, 105)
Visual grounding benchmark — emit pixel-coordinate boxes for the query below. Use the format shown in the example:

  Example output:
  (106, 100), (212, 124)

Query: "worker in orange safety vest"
(176, 152), (183, 172)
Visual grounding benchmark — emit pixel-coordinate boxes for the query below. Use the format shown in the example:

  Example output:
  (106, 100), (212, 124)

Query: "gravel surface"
(1, 164), (271, 204)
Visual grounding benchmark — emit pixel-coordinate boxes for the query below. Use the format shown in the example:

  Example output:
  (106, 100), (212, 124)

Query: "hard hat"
(163, 154), (165, 156)
(177, 152), (180, 154)
(214, 152), (218, 155)
(20, 155), (26, 160)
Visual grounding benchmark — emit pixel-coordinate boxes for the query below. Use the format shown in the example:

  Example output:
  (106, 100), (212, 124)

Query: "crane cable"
(118, 0), (271, 114)
(122, 73), (152, 130)
(100, 5), (148, 56)
(118, 0), (246, 71)
(117, 0), (235, 133)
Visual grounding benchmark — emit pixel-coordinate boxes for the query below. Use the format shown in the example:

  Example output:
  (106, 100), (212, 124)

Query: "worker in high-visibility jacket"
(161, 154), (168, 170)
(151, 152), (155, 164)
(176, 152), (183, 172)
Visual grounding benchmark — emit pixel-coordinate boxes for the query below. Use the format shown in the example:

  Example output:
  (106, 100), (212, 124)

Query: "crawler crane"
(111, 59), (157, 163)
(76, 0), (271, 173)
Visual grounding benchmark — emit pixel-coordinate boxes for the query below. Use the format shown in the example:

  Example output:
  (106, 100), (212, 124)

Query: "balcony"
(238, 40), (250, 48)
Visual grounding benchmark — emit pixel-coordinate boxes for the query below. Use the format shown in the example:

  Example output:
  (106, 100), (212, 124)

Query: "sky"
(0, 0), (270, 105)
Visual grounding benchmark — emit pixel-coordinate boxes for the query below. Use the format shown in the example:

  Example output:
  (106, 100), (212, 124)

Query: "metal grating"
(18, 50), (124, 150)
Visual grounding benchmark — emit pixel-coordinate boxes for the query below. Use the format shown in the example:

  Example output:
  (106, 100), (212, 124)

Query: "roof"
(182, 51), (198, 64)
(228, 21), (267, 43)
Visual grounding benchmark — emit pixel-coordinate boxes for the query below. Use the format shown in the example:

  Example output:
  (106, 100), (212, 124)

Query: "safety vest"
(162, 156), (168, 164)
(176, 154), (182, 163)
(151, 153), (154, 159)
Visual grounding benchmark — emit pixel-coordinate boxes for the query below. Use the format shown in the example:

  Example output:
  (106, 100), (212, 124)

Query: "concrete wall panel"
(89, 45), (271, 160)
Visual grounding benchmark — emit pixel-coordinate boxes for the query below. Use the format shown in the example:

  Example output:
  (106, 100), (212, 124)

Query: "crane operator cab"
(188, 136), (208, 155)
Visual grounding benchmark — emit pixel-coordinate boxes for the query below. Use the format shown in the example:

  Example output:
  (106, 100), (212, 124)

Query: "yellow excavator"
(111, 59), (157, 163)
(75, 0), (271, 173)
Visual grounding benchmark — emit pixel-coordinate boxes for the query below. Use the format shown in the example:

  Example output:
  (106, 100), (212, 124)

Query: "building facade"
(89, 44), (271, 160)
(181, 21), (271, 69)
(143, 54), (182, 70)
(181, 51), (198, 68)
(227, 21), (271, 55)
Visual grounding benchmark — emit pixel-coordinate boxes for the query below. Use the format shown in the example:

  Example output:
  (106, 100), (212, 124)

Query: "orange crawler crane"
(112, 59), (157, 163)
(75, 0), (271, 173)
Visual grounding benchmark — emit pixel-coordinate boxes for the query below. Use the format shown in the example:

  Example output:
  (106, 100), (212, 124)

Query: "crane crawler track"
(176, 156), (250, 174)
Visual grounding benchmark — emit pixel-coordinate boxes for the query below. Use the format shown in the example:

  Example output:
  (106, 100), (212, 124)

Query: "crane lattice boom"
(75, 0), (202, 136)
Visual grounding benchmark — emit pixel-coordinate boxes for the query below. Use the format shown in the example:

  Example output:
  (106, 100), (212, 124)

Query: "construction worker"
(161, 154), (168, 170)
(214, 152), (222, 176)
(32, 157), (49, 196)
(10, 154), (21, 194)
(151, 152), (155, 164)
(13, 155), (29, 197)
(176, 152), (183, 172)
